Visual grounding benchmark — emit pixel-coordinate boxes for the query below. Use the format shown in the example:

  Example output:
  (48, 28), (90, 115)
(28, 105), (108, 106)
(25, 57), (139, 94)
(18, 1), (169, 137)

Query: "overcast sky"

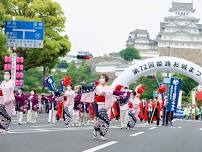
(55, 0), (202, 56)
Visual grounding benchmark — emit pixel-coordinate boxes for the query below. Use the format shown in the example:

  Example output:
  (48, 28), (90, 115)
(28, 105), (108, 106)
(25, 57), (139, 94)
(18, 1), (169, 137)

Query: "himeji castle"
(126, 0), (202, 65)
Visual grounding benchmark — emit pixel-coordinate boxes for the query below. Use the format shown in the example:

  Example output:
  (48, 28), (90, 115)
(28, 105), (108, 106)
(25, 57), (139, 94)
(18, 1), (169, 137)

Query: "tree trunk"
(42, 66), (46, 93)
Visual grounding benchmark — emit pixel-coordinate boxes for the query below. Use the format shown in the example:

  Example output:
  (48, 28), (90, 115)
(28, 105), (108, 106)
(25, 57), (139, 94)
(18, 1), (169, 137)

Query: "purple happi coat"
(43, 95), (57, 110)
(27, 94), (39, 112)
(74, 92), (82, 111)
(15, 93), (29, 112)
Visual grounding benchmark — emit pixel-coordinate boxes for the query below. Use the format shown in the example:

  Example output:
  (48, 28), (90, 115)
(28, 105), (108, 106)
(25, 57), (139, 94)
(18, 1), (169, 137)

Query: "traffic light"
(16, 57), (24, 87)
(76, 52), (93, 60)
(76, 55), (91, 60)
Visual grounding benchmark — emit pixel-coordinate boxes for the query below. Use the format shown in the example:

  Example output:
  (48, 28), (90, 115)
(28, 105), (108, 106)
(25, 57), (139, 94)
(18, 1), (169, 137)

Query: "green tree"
(51, 61), (98, 89)
(1, 0), (71, 71)
(0, 0), (10, 70)
(119, 47), (141, 61)
(130, 73), (163, 99)
(173, 73), (198, 104)
(56, 60), (68, 69)
(24, 68), (43, 93)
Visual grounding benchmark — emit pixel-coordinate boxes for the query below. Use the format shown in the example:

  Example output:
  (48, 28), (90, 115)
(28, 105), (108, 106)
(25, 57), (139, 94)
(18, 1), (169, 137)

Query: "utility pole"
(167, 46), (170, 77)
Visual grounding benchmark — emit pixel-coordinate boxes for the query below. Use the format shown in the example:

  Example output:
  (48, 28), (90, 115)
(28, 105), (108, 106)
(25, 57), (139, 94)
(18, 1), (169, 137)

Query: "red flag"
(196, 90), (202, 102)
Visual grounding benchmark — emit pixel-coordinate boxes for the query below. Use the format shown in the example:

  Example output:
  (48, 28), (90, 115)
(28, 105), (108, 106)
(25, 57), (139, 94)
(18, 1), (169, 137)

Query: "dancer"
(0, 71), (15, 133)
(72, 86), (82, 127)
(93, 74), (113, 141)
(127, 101), (137, 130)
(15, 88), (28, 125)
(43, 92), (57, 123)
(27, 90), (38, 124)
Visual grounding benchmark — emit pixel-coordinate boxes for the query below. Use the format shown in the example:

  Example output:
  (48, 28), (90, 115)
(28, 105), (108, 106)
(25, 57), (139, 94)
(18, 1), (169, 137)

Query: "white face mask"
(67, 86), (71, 90)
(99, 79), (105, 84)
(31, 91), (34, 95)
(18, 90), (22, 94)
(4, 75), (10, 81)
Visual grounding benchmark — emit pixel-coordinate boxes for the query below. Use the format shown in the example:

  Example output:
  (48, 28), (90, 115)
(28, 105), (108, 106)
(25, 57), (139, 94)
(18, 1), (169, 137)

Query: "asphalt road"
(0, 114), (202, 152)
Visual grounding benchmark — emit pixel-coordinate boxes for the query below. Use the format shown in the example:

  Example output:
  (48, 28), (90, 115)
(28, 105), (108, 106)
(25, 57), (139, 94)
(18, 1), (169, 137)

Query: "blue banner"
(46, 76), (57, 91)
(173, 108), (184, 119)
(167, 78), (181, 112)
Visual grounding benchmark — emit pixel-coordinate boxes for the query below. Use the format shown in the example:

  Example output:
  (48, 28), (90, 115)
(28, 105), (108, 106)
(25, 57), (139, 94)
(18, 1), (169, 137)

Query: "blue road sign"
(4, 20), (44, 48)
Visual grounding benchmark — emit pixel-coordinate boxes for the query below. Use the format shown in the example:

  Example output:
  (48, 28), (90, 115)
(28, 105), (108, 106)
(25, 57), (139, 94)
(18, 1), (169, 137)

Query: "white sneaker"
(101, 136), (106, 141)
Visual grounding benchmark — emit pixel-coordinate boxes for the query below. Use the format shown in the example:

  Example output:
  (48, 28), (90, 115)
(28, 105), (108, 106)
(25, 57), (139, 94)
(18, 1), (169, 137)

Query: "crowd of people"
(0, 71), (189, 140)
(183, 105), (202, 120)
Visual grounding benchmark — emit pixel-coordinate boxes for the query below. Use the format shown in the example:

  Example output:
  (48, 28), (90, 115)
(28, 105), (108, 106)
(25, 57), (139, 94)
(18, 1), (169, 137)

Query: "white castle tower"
(157, 0), (202, 65)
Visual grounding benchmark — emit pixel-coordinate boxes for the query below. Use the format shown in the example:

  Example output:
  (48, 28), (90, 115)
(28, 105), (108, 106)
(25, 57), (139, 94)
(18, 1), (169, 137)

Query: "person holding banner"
(80, 83), (96, 126)
(93, 74), (113, 141)
(0, 71), (15, 133)
(149, 98), (160, 126)
(139, 99), (148, 122)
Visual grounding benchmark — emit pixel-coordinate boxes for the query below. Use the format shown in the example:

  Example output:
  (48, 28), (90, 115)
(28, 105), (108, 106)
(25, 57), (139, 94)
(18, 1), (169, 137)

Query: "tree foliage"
(53, 61), (99, 89)
(0, 0), (71, 71)
(0, 0), (10, 69)
(23, 61), (99, 93)
(130, 73), (163, 99)
(119, 47), (141, 61)
(173, 73), (198, 104)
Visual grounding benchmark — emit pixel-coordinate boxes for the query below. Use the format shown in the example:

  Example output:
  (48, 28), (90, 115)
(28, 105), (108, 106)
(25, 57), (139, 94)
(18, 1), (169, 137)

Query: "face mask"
(4, 75), (10, 81)
(67, 86), (71, 90)
(31, 91), (34, 95)
(124, 89), (129, 92)
(18, 90), (22, 94)
(99, 79), (105, 84)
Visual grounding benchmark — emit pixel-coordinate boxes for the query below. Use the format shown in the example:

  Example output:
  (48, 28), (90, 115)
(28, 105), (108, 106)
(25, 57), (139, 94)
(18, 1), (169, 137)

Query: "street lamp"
(167, 46), (170, 77)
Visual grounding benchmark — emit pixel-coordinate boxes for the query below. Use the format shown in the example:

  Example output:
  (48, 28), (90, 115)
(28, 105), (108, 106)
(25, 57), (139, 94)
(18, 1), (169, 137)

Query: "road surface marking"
(31, 124), (54, 128)
(82, 141), (118, 152)
(8, 127), (93, 134)
(169, 126), (182, 129)
(149, 127), (157, 130)
(130, 132), (144, 137)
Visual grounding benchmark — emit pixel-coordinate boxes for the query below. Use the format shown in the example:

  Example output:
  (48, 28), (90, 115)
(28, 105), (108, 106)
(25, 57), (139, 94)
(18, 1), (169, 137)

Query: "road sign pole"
(11, 53), (17, 86)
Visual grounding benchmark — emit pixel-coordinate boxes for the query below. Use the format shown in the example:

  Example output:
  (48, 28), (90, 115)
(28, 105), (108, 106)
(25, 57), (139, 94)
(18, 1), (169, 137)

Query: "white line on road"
(31, 124), (53, 128)
(130, 132), (144, 137)
(82, 141), (118, 152)
(149, 127), (157, 130)
(169, 126), (182, 129)
(8, 127), (93, 134)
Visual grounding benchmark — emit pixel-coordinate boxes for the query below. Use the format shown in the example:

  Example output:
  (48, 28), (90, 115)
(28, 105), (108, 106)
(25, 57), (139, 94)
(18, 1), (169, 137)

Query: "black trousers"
(149, 109), (160, 126)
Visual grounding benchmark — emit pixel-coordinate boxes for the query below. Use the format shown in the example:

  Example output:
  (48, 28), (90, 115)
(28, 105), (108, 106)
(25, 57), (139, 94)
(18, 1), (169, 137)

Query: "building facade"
(157, 0), (202, 66)
(126, 29), (159, 59)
